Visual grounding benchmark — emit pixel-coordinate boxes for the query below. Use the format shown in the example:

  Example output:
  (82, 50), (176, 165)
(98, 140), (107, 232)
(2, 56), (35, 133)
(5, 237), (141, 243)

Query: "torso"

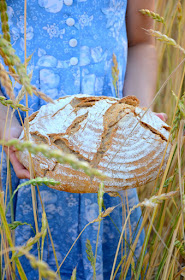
(2, 0), (127, 112)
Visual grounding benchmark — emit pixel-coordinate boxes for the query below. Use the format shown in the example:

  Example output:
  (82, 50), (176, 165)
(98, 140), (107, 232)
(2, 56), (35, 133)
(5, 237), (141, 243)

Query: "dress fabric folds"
(0, 1), (145, 279)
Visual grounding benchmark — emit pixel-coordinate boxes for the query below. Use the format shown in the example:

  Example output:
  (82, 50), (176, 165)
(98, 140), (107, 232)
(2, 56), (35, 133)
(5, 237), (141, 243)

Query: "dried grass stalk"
(0, 63), (14, 99)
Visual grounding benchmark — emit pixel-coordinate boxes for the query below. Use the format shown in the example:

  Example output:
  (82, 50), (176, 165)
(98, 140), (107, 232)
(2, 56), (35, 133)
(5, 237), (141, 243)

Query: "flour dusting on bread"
(17, 94), (171, 193)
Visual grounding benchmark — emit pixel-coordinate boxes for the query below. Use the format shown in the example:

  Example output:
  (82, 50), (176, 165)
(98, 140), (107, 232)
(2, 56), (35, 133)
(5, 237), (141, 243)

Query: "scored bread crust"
(17, 94), (171, 193)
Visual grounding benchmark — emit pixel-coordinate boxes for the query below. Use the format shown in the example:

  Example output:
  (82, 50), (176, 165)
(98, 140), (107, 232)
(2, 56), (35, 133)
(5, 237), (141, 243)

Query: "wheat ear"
(0, 0), (11, 42)
(0, 63), (14, 99)
(140, 9), (165, 23)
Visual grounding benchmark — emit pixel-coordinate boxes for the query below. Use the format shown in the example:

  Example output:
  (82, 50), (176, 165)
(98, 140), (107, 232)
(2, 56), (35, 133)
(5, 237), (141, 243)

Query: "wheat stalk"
(0, 36), (32, 95)
(86, 239), (96, 277)
(5, 177), (60, 216)
(140, 191), (178, 208)
(0, 96), (29, 111)
(70, 268), (77, 280)
(18, 249), (58, 280)
(174, 239), (185, 257)
(0, 139), (106, 179)
(147, 29), (185, 54)
(17, 177), (60, 188)
(12, 232), (42, 259)
(32, 86), (54, 104)
(41, 212), (47, 260)
(171, 91), (185, 140)
(140, 9), (165, 23)
(0, 192), (27, 279)
(112, 54), (120, 98)
(177, 1), (182, 23)
(0, 0), (11, 42)
(0, 63), (14, 99)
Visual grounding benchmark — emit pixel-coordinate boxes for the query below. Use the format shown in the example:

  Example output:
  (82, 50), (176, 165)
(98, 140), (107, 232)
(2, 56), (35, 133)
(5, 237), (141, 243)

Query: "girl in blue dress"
(0, 0), (165, 279)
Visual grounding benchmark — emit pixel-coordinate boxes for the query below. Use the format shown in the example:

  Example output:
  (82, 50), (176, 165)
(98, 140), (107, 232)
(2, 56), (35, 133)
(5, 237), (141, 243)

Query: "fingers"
(155, 113), (168, 122)
(6, 148), (30, 179)
(3, 126), (30, 180)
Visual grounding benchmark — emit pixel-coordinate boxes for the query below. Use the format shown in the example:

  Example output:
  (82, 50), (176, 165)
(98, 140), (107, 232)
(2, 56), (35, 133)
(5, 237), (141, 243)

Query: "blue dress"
(1, 1), (145, 279)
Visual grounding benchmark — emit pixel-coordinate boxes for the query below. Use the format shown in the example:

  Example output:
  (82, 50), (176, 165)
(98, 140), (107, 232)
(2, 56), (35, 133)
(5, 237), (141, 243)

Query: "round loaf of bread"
(17, 94), (171, 193)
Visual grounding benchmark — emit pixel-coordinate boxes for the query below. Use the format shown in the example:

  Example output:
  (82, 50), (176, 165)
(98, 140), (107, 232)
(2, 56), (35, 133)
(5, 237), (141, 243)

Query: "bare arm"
(0, 91), (22, 139)
(123, 0), (157, 107)
(0, 91), (30, 179)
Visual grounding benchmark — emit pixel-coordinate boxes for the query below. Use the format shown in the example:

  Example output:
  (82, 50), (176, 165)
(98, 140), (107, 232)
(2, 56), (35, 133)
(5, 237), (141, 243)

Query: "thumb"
(155, 113), (168, 122)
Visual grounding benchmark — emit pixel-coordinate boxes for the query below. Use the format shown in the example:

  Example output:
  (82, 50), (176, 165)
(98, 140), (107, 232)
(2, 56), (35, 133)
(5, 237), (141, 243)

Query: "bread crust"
(17, 95), (171, 193)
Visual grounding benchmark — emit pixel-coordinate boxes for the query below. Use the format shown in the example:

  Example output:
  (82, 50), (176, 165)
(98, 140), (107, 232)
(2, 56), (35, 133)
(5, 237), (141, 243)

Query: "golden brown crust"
(28, 110), (39, 122)
(119, 95), (140, 107)
(17, 95), (171, 193)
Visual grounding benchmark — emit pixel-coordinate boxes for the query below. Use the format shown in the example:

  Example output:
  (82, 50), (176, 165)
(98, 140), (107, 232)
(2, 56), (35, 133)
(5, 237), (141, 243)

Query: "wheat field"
(0, 0), (185, 279)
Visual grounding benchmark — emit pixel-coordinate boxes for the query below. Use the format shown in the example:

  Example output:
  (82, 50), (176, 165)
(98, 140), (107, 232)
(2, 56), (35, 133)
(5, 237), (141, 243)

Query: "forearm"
(0, 91), (22, 139)
(123, 43), (157, 107)
(0, 91), (29, 178)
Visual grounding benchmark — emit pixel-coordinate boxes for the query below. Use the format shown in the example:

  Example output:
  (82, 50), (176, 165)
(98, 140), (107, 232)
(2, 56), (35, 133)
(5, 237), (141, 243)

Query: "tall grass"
(137, 1), (185, 279)
(0, 0), (185, 279)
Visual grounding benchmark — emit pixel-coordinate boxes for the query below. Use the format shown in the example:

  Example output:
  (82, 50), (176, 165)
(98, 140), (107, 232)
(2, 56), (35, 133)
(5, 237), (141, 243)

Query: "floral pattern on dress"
(38, 0), (64, 13)
(79, 13), (94, 29)
(9, 14), (34, 50)
(102, 0), (127, 42)
(43, 23), (65, 39)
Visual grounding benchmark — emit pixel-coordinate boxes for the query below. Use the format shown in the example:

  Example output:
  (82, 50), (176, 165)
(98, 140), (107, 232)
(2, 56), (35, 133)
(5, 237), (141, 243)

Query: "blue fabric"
(1, 1), (145, 279)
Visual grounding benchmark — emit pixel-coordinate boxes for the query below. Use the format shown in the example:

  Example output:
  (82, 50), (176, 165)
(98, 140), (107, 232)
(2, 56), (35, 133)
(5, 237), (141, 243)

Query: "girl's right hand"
(155, 113), (168, 122)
